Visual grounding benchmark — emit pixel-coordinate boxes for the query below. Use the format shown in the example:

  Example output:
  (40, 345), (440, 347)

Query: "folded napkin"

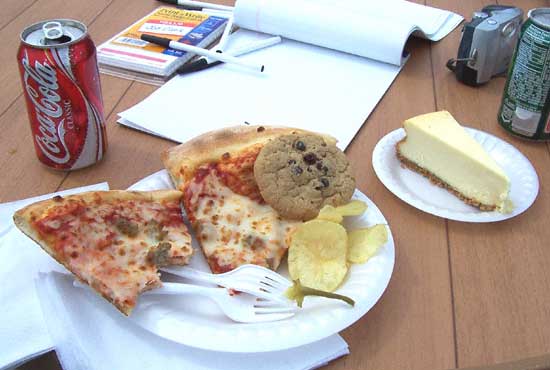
(0, 183), (109, 370)
(36, 272), (349, 370)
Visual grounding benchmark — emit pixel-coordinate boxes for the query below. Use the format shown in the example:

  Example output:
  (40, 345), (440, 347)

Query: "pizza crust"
(161, 125), (337, 190)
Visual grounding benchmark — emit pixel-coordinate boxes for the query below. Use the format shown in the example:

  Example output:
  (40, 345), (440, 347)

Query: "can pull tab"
(43, 21), (63, 39)
(42, 21), (71, 44)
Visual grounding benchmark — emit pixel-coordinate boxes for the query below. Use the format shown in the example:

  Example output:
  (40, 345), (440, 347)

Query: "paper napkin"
(0, 183), (109, 370)
(36, 272), (349, 370)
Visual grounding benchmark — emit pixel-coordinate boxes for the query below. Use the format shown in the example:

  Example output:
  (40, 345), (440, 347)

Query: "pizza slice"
(161, 125), (334, 274)
(13, 190), (193, 315)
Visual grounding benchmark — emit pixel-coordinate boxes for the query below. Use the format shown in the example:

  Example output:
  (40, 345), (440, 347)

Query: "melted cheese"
(186, 169), (297, 273)
(34, 197), (192, 315)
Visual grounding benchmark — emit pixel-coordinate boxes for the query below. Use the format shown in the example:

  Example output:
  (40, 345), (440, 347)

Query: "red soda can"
(17, 19), (107, 170)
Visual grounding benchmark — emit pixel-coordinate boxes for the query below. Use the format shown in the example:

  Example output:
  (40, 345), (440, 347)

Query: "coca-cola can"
(17, 19), (107, 170)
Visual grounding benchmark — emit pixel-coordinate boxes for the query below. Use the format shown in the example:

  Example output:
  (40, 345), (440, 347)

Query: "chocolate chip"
(316, 162), (323, 170)
(222, 152), (230, 160)
(314, 186), (322, 191)
(322, 166), (329, 174)
(288, 159), (296, 165)
(320, 178), (330, 187)
(257, 126), (265, 132)
(295, 141), (306, 151)
(292, 166), (303, 175)
(303, 152), (318, 165)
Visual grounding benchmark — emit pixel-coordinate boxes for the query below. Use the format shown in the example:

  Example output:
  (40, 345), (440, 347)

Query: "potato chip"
(347, 224), (388, 264)
(334, 200), (368, 217)
(316, 200), (368, 224)
(316, 205), (343, 223)
(288, 220), (348, 292)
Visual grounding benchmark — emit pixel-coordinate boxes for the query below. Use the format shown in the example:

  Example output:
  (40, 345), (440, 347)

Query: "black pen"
(174, 3), (203, 11)
(175, 36), (282, 75)
(156, 0), (234, 12)
(177, 58), (222, 75)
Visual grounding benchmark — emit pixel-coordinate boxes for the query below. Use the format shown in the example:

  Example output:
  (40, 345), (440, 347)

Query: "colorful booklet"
(97, 6), (228, 84)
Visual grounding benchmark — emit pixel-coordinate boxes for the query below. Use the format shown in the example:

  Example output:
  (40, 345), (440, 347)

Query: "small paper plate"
(125, 170), (395, 353)
(372, 127), (539, 222)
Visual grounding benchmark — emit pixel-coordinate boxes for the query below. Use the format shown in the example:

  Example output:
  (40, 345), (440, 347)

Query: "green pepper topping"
(284, 280), (355, 308)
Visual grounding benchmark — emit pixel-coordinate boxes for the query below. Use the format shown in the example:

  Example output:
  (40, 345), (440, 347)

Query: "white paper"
(119, 30), (405, 150)
(233, 0), (462, 66)
(317, 0), (463, 42)
(0, 183), (109, 370)
(117, 1), (461, 147)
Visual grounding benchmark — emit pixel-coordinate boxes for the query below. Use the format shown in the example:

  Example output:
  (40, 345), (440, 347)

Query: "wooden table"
(3, 1), (550, 369)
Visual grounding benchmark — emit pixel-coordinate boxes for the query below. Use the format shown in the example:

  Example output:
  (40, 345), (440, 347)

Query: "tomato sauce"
(207, 255), (233, 273)
(215, 146), (264, 203)
(34, 201), (85, 236)
(161, 203), (186, 227)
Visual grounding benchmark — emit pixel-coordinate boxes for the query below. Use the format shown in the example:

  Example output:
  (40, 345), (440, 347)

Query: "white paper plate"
(126, 170), (395, 353)
(372, 127), (539, 222)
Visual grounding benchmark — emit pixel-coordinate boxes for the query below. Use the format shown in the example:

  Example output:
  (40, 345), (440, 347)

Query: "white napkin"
(0, 183), (109, 370)
(36, 272), (349, 370)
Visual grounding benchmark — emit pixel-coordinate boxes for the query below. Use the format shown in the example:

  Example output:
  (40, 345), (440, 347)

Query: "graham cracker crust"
(395, 139), (497, 212)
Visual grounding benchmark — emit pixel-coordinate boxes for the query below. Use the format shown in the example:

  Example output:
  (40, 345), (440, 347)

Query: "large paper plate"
(127, 170), (395, 353)
(372, 127), (539, 222)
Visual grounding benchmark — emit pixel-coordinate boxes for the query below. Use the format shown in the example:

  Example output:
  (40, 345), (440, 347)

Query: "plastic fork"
(146, 282), (296, 323)
(161, 264), (293, 303)
(73, 280), (296, 323)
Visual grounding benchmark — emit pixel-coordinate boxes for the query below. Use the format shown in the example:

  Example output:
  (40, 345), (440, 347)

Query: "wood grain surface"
(430, 1), (550, 369)
(1, 1), (548, 369)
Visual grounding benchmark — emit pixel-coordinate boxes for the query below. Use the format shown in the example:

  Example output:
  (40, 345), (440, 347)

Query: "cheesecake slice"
(396, 111), (512, 212)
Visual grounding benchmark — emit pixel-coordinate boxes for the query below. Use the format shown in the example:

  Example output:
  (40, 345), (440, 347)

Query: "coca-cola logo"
(22, 50), (70, 164)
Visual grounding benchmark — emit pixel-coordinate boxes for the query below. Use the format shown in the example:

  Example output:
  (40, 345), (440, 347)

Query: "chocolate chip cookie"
(254, 133), (355, 220)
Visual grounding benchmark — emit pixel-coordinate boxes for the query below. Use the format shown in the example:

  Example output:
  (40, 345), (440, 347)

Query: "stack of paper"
(118, 1), (462, 148)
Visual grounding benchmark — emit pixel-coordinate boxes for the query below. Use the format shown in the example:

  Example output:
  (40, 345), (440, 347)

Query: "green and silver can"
(498, 8), (550, 141)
